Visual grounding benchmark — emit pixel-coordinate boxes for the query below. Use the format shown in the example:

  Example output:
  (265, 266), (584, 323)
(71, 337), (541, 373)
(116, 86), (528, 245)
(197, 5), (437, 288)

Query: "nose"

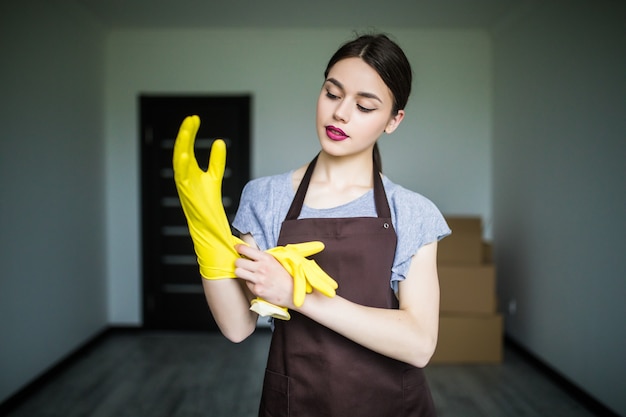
(333, 100), (350, 123)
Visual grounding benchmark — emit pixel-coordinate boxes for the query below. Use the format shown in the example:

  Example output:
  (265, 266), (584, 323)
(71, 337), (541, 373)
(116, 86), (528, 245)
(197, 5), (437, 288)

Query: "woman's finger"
(235, 243), (264, 260)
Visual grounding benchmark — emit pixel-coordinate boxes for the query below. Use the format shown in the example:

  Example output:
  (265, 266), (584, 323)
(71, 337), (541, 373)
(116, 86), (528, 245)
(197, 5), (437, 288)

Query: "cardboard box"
(483, 241), (493, 264)
(445, 216), (482, 235)
(439, 217), (483, 265)
(439, 265), (497, 314)
(430, 314), (503, 364)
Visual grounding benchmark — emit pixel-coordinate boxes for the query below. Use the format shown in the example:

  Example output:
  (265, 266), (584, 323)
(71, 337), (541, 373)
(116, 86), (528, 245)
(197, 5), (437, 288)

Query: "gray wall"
(492, 1), (626, 415)
(0, 0), (107, 403)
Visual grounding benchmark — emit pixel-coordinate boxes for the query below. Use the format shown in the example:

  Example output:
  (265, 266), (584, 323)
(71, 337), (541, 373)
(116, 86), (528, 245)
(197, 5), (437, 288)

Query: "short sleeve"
(384, 178), (451, 292)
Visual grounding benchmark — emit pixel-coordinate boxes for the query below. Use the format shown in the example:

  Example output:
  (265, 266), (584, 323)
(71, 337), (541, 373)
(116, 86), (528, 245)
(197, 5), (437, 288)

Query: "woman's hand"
(172, 115), (245, 279)
(235, 244), (297, 310)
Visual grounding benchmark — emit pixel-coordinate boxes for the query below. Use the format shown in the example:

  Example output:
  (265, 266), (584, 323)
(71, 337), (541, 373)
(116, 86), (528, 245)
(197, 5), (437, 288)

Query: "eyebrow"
(326, 78), (383, 103)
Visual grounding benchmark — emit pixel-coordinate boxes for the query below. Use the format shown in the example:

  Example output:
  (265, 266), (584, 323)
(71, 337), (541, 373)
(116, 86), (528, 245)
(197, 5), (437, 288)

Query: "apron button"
(383, 222), (390, 229)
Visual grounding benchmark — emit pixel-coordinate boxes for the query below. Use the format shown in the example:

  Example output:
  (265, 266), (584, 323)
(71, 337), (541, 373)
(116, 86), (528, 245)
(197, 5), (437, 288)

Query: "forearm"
(202, 278), (258, 343)
(297, 292), (438, 368)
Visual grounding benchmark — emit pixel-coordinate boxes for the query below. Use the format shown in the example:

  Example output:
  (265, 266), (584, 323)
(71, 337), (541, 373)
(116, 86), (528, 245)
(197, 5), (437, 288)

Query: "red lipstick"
(326, 125), (349, 141)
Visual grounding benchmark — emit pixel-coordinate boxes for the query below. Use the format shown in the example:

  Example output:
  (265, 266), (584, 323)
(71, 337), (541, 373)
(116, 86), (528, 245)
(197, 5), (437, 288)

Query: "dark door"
(140, 95), (250, 330)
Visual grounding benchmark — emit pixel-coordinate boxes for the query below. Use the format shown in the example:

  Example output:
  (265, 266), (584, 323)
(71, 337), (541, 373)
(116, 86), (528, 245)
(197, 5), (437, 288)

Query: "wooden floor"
(3, 329), (602, 417)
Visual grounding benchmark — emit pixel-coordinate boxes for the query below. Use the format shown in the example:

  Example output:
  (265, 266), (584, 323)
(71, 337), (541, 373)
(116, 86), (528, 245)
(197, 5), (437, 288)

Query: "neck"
(313, 151), (374, 189)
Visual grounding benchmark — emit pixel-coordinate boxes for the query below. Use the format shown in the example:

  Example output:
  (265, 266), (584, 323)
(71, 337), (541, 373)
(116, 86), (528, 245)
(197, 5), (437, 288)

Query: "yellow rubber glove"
(267, 242), (338, 307)
(173, 115), (338, 319)
(173, 115), (244, 279)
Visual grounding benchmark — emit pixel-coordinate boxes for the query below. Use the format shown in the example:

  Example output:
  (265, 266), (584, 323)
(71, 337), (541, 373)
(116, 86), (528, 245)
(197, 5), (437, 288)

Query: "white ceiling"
(67, 0), (526, 30)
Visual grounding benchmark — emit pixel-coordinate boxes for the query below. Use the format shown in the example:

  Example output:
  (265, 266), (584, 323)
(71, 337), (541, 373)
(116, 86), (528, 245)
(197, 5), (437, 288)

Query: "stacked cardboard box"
(430, 216), (503, 364)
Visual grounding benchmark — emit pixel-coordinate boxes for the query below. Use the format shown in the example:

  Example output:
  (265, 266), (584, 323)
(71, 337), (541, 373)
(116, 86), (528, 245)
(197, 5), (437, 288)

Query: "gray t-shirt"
(233, 171), (451, 292)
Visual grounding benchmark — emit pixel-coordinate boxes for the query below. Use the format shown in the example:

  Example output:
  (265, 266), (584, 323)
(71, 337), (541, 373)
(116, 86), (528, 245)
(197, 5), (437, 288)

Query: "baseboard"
(504, 335), (620, 417)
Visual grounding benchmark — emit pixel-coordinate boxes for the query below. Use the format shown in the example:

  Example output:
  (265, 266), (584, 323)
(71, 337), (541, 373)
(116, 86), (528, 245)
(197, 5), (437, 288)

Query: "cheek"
(315, 95), (326, 119)
(358, 115), (389, 136)
(316, 97), (337, 126)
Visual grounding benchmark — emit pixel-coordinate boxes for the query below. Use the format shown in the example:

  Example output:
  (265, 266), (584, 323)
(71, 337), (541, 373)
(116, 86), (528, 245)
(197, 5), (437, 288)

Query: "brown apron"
(258, 155), (436, 417)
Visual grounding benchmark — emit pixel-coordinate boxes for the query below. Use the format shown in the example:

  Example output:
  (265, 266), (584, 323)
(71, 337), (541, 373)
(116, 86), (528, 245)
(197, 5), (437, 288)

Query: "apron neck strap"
(285, 152), (392, 221)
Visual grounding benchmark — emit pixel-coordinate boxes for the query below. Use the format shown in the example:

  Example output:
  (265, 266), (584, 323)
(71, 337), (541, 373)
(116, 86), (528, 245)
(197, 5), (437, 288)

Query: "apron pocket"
(259, 369), (290, 417)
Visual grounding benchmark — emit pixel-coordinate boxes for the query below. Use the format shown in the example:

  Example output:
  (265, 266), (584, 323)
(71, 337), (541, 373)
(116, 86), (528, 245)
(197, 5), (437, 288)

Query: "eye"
(357, 104), (375, 113)
(326, 90), (340, 100)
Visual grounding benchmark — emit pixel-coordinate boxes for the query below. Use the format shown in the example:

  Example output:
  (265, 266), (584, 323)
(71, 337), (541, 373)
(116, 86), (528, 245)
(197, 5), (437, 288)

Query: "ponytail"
(373, 143), (383, 173)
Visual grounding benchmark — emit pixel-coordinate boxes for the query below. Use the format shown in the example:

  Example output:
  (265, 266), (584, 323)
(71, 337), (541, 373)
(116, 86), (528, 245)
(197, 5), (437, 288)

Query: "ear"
(384, 110), (405, 134)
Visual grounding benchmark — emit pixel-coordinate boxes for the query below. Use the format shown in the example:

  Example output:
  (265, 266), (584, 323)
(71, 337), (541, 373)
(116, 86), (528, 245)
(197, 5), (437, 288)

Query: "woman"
(207, 34), (449, 416)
